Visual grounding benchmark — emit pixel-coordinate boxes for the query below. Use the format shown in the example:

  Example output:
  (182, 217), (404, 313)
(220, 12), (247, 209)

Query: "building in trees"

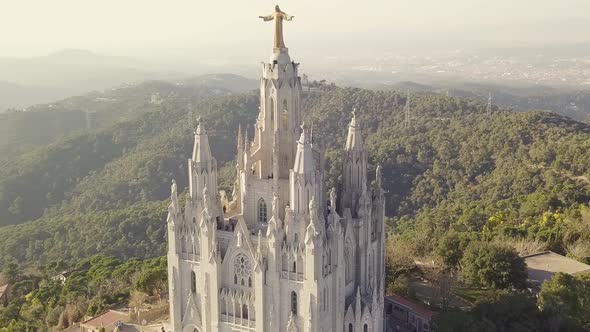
(166, 6), (386, 332)
(523, 251), (590, 290)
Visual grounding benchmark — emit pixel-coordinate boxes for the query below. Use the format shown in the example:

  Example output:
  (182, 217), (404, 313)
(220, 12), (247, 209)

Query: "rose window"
(234, 254), (252, 278)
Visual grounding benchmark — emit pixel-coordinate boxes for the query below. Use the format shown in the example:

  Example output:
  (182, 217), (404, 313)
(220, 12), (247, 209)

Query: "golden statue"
(259, 5), (294, 49)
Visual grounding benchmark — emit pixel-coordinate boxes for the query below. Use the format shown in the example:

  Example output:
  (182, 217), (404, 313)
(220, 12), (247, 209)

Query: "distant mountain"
(180, 73), (257, 93)
(0, 49), (179, 109)
(359, 80), (590, 122)
(0, 81), (63, 112)
(0, 79), (232, 161)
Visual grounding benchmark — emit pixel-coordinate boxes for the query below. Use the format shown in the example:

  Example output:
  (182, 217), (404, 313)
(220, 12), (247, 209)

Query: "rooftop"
(385, 294), (436, 319)
(80, 310), (127, 328)
(523, 251), (590, 286)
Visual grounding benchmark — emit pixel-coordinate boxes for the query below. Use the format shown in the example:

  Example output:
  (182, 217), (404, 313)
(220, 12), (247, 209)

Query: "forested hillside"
(0, 86), (589, 270)
(0, 79), (232, 161)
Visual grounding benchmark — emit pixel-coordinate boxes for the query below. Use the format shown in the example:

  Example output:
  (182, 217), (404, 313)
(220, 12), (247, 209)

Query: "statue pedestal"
(270, 47), (291, 64)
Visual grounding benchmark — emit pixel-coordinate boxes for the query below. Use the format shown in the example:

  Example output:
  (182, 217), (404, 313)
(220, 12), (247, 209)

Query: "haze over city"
(2, 0), (590, 57)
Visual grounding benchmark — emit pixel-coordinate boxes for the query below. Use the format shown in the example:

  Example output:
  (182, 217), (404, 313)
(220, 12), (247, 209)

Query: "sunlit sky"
(1, 0), (589, 57)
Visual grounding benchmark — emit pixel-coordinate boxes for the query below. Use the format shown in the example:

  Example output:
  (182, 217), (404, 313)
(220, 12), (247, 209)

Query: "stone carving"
(259, 5), (294, 49)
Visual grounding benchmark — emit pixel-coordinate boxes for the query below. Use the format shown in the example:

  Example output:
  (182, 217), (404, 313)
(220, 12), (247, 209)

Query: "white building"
(166, 14), (386, 332)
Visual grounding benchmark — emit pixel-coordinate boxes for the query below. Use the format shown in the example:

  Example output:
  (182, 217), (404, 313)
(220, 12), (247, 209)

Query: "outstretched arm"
(259, 14), (274, 21)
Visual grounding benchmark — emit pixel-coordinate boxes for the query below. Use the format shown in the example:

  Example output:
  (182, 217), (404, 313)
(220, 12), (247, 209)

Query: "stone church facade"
(166, 15), (386, 332)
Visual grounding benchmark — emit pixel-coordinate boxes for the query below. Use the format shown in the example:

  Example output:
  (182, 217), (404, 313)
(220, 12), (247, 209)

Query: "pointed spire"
(329, 187), (338, 216)
(299, 121), (309, 144)
(376, 164), (383, 190)
(237, 124), (243, 149)
(305, 195), (320, 244)
(244, 126), (250, 154)
(345, 108), (363, 151)
(192, 117), (213, 163)
(293, 122), (314, 174)
(236, 124), (244, 170)
(267, 194), (281, 238)
(356, 286), (361, 311)
(171, 179), (179, 212)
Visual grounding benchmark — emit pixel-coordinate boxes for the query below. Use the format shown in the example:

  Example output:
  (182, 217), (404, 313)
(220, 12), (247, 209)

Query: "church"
(166, 6), (386, 332)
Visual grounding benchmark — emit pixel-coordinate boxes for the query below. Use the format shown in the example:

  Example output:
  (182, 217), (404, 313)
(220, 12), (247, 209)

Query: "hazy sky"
(2, 0), (589, 57)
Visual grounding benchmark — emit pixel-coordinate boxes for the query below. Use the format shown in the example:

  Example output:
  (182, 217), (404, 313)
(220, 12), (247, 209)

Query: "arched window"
(292, 261), (297, 273)
(258, 198), (268, 223)
(349, 323), (353, 332)
(242, 304), (249, 320)
(294, 233), (298, 245)
(248, 277), (252, 287)
(234, 274), (238, 285)
(363, 324), (368, 332)
(291, 291), (298, 315)
(191, 271), (196, 293)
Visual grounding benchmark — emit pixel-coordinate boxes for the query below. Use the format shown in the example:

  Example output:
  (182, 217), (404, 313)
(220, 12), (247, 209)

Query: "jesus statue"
(259, 5), (294, 49)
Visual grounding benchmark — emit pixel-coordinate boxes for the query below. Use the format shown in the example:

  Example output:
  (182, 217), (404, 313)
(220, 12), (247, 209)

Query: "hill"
(181, 73), (257, 93)
(0, 79), (233, 161)
(0, 50), (161, 109)
(363, 80), (590, 123)
(0, 86), (588, 267)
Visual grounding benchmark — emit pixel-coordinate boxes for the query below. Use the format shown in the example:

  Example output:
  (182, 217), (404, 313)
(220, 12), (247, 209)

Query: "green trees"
(135, 267), (167, 301)
(460, 242), (527, 289)
(0, 87), (589, 269)
(0, 254), (166, 330)
(538, 272), (590, 329)
(436, 274), (590, 332)
(436, 231), (477, 269)
(434, 291), (544, 332)
(2, 262), (19, 283)
(0, 84), (588, 327)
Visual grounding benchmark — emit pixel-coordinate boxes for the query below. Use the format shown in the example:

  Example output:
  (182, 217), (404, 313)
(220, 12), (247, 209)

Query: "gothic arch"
(344, 305), (356, 331)
(291, 291), (298, 315)
(360, 309), (373, 332)
(182, 324), (201, 332)
(190, 271), (196, 293)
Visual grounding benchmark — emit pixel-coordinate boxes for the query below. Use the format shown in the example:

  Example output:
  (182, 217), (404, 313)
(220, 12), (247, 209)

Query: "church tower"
(166, 6), (385, 332)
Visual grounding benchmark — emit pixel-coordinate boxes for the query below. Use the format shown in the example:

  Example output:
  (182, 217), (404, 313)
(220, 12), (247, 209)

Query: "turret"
(236, 124), (244, 171)
(341, 109), (368, 216)
(290, 123), (322, 216)
(189, 119), (218, 202)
